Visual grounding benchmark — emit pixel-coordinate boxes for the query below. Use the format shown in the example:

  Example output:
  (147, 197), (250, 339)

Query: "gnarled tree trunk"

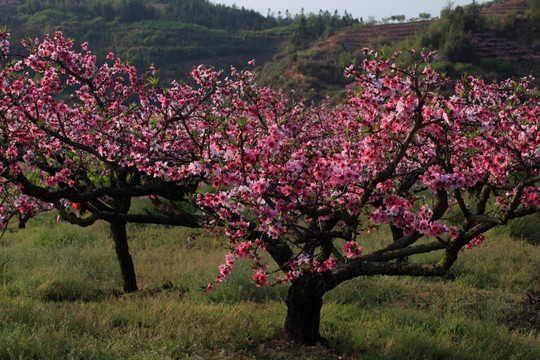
(110, 218), (138, 292)
(284, 272), (326, 345)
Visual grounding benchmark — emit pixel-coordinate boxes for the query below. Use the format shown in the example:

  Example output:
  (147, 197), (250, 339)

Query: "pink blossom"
(317, 257), (337, 273)
(225, 253), (236, 266)
(343, 241), (362, 258)
(465, 234), (486, 249)
(236, 241), (252, 258)
(252, 268), (268, 287)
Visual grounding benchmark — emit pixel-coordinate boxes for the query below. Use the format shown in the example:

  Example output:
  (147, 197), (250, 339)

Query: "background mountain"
(1, 0), (538, 100)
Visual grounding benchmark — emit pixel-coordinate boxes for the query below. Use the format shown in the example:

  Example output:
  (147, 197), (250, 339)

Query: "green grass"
(0, 211), (538, 359)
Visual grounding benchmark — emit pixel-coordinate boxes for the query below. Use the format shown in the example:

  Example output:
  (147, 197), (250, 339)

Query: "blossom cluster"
(0, 30), (9, 58)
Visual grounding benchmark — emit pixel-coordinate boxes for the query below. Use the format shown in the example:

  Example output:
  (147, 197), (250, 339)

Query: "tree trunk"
(284, 272), (326, 345)
(110, 219), (138, 292)
(18, 214), (30, 229)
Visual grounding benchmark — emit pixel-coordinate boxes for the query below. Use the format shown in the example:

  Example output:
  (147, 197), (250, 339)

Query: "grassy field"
(0, 210), (538, 359)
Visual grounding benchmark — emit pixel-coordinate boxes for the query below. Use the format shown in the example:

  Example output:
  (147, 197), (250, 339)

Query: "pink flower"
(426, 222), (448, 238)
(317, 257), (337, 272)
(219, 264), (232, 277)
(423, 66), (433, 75)
(236, 241), (252, 258)
(265, 136), (279, 153)
(251, 180), (268, 196)
(465, 234), (486, 249)
(343, 241), (362, 258)
(252, 268), (268, 287)
(225, 253), (236, 266)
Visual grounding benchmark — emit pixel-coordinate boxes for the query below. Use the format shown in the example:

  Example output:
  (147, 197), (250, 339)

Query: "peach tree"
(0, 31), (237, 292)
(185, 50), (540, 344)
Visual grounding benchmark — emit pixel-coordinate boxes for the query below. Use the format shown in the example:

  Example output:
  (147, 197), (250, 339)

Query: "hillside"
(471, 0), (538, 62)
(259, 0), (539, 101)
(0, 0), (17, 16)
(313, 21), (433, 61)
(313, 0), (531, 55)
(311, 0), (532, 62)
(480, 0), (528, 17)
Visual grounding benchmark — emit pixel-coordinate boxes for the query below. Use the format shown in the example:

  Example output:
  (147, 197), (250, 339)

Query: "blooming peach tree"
(0, 31), (241, 291)
(183, 50), (539, 343)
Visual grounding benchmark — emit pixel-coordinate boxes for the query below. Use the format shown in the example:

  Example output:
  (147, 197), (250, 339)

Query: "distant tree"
(366, 16), (377, 25)
(443, 27), (476, 62)
(444, 0), (456, 11)
(419, 12), (432, 21)
(113, 0), (154, 22)
(290, 15), (311, 48)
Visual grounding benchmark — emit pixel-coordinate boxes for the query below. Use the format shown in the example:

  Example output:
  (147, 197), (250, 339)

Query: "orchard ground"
(0, 209), (538, 359)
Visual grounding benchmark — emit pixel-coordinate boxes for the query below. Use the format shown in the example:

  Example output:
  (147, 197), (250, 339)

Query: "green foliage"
(480, 56), (513, 75)
(287, 11), (359, 50)
(26, 8), (76, 25)
(297, 61), (346, 85)
(113, 0), (156, 22)
(414, 5), (478, 63)
(526, 1), (540, 51)
(527, 0), (540, 12)
(370, 36), (391, 48)
(432, 60), (475, 78)
(442, 28), (476, 62)
(158, 0), (270, 32)
(8, 0), (359, 35)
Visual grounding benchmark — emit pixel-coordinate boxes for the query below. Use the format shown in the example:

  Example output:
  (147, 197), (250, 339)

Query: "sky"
(208, 0), (489, 21)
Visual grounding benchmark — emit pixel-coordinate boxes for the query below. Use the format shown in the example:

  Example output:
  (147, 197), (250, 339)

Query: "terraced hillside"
(0, 0), (19, 17)
(311, 21), (433, 61)
(480, 0), (528, 17)
(472, 32), (540, 61)
(475, 0), (538, 62)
